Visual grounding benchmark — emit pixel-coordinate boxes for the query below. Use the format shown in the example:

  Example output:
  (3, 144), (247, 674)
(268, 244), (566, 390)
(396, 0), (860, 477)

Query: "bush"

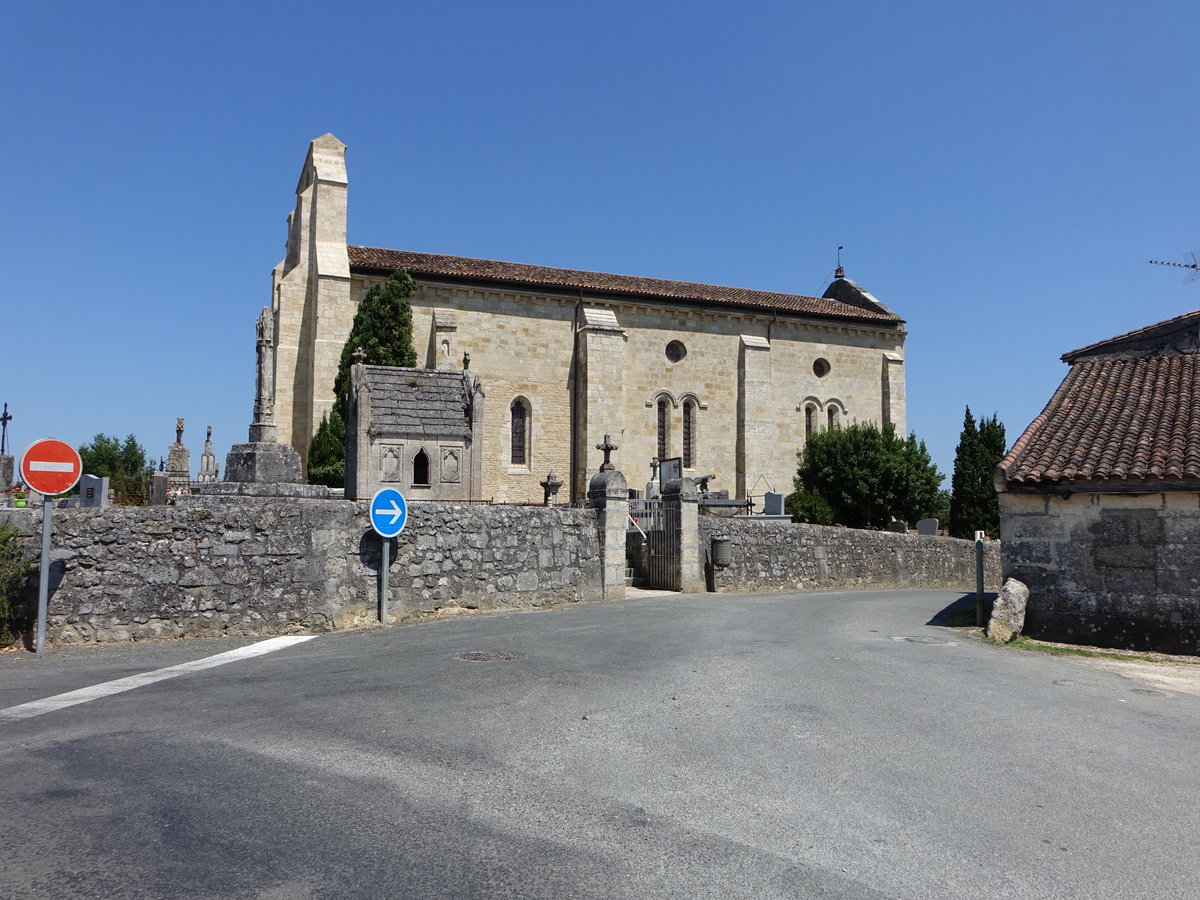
(0, 524), (36, 645)
(786, 489), (834, 525)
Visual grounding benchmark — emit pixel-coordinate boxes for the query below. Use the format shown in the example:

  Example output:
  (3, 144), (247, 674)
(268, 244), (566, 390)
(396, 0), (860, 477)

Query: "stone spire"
(198, 425), (219, 483)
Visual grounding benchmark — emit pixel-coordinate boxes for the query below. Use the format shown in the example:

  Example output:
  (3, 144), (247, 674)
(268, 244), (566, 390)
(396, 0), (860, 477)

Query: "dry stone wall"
(699, 517), (1000, 594)
(0, 498), (602, 646)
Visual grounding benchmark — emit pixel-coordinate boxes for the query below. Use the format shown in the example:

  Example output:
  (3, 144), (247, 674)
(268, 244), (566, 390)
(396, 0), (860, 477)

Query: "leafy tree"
(948, 407), (1006, 539)
(78, 434), (153, 483)
(785, 488), (833, 525)
(307, 409), (346, 488)
(0, 523), (36, 644)
(794, 422), (942, 529)
(309, 268), (418, 486)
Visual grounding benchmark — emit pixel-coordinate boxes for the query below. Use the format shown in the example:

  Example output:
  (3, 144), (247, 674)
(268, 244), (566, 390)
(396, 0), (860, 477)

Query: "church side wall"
(337, 276), (905, 504)
(0, 500), (603, 645)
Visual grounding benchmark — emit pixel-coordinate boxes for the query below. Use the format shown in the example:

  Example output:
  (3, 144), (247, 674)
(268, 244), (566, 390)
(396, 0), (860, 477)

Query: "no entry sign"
(20, 438), (83, 496)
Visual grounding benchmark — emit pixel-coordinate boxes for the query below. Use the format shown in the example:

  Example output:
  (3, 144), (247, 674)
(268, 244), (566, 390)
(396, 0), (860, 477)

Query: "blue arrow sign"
(369, 487), (409, 538)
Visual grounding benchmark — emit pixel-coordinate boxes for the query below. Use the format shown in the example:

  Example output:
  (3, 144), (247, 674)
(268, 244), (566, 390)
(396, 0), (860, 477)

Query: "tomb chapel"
(268, 133), (908, 503)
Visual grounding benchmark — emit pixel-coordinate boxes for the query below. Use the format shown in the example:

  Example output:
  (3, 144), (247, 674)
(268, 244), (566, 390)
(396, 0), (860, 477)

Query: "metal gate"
(645, 502), (680, 590)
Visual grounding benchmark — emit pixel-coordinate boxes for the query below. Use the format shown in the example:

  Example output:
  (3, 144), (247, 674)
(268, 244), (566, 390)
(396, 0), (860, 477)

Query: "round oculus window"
(666, 340), (687, 363)
(813, 358), (831, 378)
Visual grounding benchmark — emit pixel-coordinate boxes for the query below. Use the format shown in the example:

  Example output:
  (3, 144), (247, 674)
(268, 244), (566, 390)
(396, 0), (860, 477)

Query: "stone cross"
(0, 402), (10, 455)
(249, 306), (278, 443)
(596, 433), (619, 472)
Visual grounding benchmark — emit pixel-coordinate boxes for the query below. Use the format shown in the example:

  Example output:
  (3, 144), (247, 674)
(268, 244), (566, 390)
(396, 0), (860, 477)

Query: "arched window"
(413, 448), (430, 486)
(682, 399), (697, 468)
(657, 398), (671, 460)
(805, 404), (817, 438)
(827, 406), (840, 430)
(510, 398), (530, 466)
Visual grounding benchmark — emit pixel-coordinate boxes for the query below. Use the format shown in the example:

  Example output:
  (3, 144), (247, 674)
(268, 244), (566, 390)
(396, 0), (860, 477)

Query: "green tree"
(332, 268), (418, 422)
(793, 422), (942, 529)
(306, 409), (346, 488)
(0, 524), (36, 644)
(309, 267), (418, 486)
(948, 407), (1006, 539)
(78, 434), (153, 483)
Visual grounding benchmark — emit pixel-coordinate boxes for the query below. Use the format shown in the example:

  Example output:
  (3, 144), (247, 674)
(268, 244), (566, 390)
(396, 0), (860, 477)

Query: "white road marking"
(28, 460), (75, 472)
(0, 635), (317, 722)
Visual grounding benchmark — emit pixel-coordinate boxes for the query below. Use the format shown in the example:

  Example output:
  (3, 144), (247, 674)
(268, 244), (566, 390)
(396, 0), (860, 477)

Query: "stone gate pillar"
(663, 476), (705, 593)
(587, 468), (628, 601)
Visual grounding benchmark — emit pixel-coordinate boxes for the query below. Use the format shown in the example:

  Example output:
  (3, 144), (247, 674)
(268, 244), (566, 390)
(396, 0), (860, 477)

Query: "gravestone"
(149, 471), (169, 506)
(916, 517), (938, 536)
(79, 474), (110, 508)
(763, 491), (784, 516)
(197, 425), (219, 483)
(167, 418), (190, 487)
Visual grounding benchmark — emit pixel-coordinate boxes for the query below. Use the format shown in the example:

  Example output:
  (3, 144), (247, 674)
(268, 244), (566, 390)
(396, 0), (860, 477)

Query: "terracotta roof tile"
(999, 352), (1200, 486)
(347, 246), (903, 325)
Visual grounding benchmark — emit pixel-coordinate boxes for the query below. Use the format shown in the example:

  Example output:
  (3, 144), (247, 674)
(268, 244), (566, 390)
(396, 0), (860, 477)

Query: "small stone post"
(663, 477), (705, 593)
(587, 468), (628, 601)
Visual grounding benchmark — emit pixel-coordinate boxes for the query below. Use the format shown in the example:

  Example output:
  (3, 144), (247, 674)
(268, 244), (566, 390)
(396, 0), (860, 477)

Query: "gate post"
(587, 468), (628, 601)
(663, 477), (705, 593)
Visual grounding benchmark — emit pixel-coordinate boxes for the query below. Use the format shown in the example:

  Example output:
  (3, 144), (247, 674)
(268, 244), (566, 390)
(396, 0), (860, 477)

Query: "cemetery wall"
(0, 499), (602, 645)
(698, 517), (1000, 594)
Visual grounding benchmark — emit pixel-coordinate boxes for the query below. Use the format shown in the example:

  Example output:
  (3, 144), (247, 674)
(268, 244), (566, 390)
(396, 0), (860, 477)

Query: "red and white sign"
(20, 439), (83, 496)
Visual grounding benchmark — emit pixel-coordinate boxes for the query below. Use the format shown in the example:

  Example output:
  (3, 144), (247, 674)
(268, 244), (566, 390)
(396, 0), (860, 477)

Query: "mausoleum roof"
(358, 366), (473, 439)
(348, 246), (903, 325)
(999, 310), (1200, 488)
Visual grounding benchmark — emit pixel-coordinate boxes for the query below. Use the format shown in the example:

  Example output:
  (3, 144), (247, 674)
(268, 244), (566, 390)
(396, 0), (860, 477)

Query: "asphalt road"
(2, 589), (1198, 899)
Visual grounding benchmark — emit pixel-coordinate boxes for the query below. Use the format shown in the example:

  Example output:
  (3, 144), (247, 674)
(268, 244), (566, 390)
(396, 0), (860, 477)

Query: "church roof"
(348, 246), (903, 325)
(999, 310), (1200, 488)
(358, 365), (473, 439)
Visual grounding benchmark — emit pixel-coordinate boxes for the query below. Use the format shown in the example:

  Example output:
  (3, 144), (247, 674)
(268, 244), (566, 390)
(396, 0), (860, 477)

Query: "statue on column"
(249, 306), (278, 443)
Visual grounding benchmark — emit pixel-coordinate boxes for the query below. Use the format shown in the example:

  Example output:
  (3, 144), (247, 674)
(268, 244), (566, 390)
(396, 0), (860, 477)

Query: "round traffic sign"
(20, 438), (83, 496)
(369, 487), (409, 538)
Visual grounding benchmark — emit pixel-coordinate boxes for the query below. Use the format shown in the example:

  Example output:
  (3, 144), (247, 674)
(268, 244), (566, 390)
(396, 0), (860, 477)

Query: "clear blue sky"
(3, 1), (1198, 488)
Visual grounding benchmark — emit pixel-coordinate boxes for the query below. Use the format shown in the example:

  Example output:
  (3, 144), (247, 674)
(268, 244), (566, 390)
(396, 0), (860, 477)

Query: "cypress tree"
(949, 407), (1006, 538)
(307, 268), (418, 485)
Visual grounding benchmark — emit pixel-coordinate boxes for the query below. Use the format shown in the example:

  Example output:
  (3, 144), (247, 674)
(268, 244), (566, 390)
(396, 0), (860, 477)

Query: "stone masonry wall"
(0, 498), (601, 646)
(999, 491), (1200, 654)
(699, 517), (1000, 594)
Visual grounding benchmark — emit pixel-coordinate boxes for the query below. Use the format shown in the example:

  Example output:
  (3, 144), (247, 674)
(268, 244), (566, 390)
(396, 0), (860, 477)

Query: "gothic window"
(805, 404), (817, 438)
(413, 448), (430, 486)
(657, 398), (671, 460)
(683, 399), (697, 468)
(827, 406), (840, 429)
(510, 398), (530, 467)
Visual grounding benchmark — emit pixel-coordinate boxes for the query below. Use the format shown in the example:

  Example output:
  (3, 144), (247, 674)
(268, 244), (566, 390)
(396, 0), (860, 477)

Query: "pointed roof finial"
(835, 245), (845, 280)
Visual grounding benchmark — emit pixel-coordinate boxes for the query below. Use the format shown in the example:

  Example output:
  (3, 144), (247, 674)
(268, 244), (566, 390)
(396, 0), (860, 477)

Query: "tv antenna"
(1149, 251), (1200, 282)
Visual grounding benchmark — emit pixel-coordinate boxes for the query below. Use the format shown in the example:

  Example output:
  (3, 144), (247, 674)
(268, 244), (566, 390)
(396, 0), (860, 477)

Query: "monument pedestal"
(224, 442), (302, 484)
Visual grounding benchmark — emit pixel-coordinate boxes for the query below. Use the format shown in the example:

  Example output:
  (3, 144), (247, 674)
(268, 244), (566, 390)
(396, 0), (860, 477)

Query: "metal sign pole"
(380, 536), (389, 624)
(36, 495), (52, 653)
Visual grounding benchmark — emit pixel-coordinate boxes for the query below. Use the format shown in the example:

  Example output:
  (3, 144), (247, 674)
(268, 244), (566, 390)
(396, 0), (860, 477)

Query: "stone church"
(269, 133), (908, 503)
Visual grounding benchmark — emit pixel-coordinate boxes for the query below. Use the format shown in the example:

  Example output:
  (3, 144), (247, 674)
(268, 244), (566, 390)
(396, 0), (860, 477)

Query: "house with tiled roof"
(996, 310), (1200, 654)
(269, 134), (907, 502)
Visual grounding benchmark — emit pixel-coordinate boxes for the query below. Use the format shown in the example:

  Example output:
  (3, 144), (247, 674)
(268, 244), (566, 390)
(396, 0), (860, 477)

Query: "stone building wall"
(999, 491), (1200, 654)
(0, 499), (602, 646)
(698, 517), (1000, 594)
(347, 274), (905, 504)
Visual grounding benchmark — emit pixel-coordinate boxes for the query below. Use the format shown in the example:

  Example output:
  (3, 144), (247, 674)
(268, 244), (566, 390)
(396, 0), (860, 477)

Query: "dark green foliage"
(0, 524), (35, 645)
(312, 268), (418, 482)
(78, 433), (153, 482)
(795, 422), (943, 529)
(332, 268), (418, 421)
(785, 489), (834, 525)
(307, 409), (346, 488)
(948, 407), (1006, 539)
